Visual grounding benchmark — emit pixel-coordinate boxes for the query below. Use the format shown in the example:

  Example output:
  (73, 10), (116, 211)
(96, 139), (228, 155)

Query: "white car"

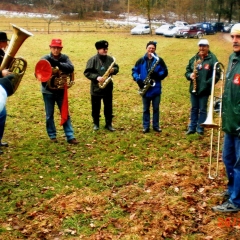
(163, 26), (188, 37)
(155, 24), (174, 35)
(130, 24), (150, 35)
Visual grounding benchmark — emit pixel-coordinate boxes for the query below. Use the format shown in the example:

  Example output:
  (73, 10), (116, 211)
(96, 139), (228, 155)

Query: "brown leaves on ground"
(1, 169), (240, 239)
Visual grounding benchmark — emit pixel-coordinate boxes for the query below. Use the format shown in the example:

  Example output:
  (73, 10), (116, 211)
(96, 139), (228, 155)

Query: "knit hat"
(198, 39), (209, 46)
(146, 41), (157, 48)
(95, 40), (108, 50)
(49, 39), (63, 48)
(0, 75), (14, 96)
(231, 23), (240, 34)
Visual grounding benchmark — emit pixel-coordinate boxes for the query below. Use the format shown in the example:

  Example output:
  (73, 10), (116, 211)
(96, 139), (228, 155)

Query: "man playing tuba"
(84, 40), (119, 131)
(38, 39), (78, 144)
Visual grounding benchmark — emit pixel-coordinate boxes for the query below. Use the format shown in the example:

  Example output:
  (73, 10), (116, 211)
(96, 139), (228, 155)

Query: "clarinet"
(139, 53), (159, 96)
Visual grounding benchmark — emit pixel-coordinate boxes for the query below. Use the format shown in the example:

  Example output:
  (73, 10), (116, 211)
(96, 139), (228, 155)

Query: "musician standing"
(0, 32), (10, 154)
(185, 39), (219, 135)
(132, 41), (168, 133)
(39, 39), (78, 144)
(212, 24), (240, 212)
(84, 40), (119, 131)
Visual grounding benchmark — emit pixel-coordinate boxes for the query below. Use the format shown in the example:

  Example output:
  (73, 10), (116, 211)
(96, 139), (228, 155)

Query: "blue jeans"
(189, 93), (209, 133)
(223, 133), (240, 207)
(142, 95), (161, 129)
(0, 107), (6, 141)
(42, 93), (75, 141)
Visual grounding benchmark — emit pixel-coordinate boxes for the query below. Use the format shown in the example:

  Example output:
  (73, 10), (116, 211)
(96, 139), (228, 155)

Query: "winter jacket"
(185, 51), (219, 96)
(222, 52), (240, 135)
(84, 54), (119, 97)
(132, 53), (168, 98)
(40, 53), (74, 94)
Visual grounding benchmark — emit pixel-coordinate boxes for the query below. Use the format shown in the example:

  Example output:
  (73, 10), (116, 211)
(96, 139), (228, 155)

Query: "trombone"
(200, 62), (225, 179)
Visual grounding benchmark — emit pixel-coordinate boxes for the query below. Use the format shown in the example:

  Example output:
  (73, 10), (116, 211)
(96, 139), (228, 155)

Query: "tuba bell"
(0, 24), (33, 94)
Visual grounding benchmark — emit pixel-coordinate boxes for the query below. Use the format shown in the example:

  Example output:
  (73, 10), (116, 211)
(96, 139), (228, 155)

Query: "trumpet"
(200, 62), (225, 179)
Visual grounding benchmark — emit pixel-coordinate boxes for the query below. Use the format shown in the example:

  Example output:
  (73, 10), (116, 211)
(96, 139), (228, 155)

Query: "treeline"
(0, 0), (239, 23)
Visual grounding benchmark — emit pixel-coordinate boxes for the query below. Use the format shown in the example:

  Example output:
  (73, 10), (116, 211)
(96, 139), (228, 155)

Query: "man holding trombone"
(212, 24), (240, 212)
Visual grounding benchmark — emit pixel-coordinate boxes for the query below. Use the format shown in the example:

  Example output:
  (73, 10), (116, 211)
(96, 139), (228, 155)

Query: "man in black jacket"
(84, 40), (119, 131)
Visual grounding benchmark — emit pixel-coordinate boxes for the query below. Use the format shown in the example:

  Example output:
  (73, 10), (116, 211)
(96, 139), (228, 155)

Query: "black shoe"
(186, 130), (196, 135)
(68, 138), (79, 144)
(0, 142), (8, 147)
(0, 149), (3, 154)
(50, 138), (58, 143)
(143, 128), (150, 133)
(197, 131), (204, 135)
(105, 125), (115, 132)
(153, 128), (162, 132)
(93, 124), (99, 131)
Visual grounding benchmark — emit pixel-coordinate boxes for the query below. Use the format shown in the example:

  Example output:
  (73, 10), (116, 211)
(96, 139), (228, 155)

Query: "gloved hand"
(137, 80), (145, 89)
(150, 71), (158, 80)
(48, 57), (60, 68)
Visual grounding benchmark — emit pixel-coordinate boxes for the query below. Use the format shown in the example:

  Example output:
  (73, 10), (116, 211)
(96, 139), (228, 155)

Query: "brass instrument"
(200, 62), (225, 179)
(98, 56), (116, 89)
(192, 57), (202, 93)
(47, 66), (74, 90)
(139, 53), (159, 96)
(0, 24), (33, 94)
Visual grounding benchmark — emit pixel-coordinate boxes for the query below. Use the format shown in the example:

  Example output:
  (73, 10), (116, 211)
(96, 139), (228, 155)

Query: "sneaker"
(212, 200), (240, 212)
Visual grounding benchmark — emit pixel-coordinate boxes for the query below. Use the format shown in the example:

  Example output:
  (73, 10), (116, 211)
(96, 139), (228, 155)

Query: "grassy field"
(0, 23), (238, 239)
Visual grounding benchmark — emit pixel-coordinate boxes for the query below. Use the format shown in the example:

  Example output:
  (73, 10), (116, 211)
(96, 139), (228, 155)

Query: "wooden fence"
(0, 17), (133, 33)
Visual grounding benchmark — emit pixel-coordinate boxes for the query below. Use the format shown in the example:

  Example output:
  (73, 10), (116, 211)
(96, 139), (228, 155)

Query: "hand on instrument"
(190, 72), (196, 80)
(110, 68), (114, 74)
(97, 76), (104, 84)
(1, 69), (12, 77)
(137, 80), (145, 89)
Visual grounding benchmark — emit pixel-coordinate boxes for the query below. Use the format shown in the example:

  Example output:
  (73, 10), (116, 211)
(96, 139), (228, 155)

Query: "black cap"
(0, 32), (9, 42)
(146, 41), (157, 49)
(95, 40), (108, 50)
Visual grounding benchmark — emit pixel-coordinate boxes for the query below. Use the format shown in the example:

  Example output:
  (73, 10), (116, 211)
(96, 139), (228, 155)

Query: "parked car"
(196, 22), (215, 35)
(173, 21), (189, 27)
(175, 25), (205, 39)
(212, 22), (224, 32)
(223, 23), (234, 33)
(130, 24), (150, 35)
(155, 24), (174, 35)
(163, 26), (188, 37)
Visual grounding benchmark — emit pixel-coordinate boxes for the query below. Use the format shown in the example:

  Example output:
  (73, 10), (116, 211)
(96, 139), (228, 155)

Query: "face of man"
(146, 44), (156, 58)
(0, 41), (8, 50)
(50, 46), (62, 58)
(231, 34), (240, 52)
(98, 48), (108, 56)
(198, 44), (209, 57)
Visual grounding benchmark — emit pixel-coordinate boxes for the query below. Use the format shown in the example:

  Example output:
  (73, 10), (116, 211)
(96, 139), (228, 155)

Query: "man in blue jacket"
(212, 24), (240, 212)
(132, 41), (168, 133)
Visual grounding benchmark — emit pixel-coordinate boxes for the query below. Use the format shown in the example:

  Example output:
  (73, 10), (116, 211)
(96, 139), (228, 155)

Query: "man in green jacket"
(185, 39), (219, 135)
(212, 24), (240, 212)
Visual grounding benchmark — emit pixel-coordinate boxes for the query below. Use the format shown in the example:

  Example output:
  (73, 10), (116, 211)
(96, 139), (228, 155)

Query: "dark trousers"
(0, 107), (6, 141)
(91, 94), (113, 126)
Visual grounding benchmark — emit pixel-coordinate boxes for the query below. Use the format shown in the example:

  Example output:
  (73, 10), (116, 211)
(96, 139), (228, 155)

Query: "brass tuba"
(98, 56), (116, 89)
(0, 24), (33, 93)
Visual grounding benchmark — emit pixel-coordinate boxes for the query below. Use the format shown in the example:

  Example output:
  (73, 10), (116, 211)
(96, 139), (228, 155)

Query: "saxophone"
(139, 53), (159, 96)
(192, 56), (202, 94)
(98, 56), (116, 89)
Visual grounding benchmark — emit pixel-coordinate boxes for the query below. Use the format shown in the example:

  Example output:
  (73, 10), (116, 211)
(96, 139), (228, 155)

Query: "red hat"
(49, 39), (63, 48)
